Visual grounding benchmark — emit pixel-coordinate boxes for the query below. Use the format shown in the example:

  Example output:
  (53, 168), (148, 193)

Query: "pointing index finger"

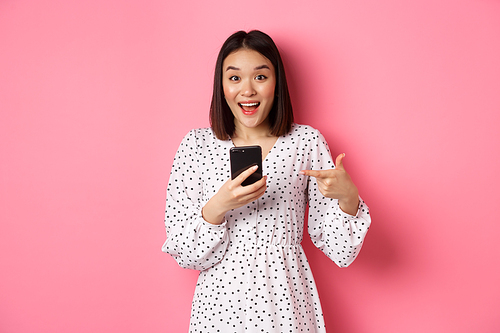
(299, 169), (326, 178)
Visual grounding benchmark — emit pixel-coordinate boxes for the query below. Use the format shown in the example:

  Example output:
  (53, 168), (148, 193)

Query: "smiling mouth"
(238, 102), (260, 112)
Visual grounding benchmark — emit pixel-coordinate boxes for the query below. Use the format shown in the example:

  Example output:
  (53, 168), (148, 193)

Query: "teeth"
(240, 102), (259, 107)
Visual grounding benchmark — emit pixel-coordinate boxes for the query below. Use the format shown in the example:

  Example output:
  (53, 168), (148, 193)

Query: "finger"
(335, 153), (346, 170)
(246, 175), (267, 192)
(234, 165), (259, 185)
(250, 178), (268, 198)
(238, 176), (267, 202)
(299, 169), (327, 178)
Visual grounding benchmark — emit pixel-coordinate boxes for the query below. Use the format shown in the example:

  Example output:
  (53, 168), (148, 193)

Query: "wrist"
(338, 188), (359, 216)
(202, 198), (227, 225)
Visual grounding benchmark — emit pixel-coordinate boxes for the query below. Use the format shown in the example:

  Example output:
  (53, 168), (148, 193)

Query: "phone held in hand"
(230, 145), (263, 186)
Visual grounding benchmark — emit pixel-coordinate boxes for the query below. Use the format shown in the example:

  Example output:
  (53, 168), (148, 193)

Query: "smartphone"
(230, 145), (263, 186)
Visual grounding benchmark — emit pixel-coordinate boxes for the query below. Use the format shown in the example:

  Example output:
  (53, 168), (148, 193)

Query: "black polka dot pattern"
(162, 124), (371, 332)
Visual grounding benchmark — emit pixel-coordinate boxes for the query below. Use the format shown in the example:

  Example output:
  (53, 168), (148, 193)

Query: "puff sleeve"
(306, 130), (371, 267)
(161, 130), (229, 270)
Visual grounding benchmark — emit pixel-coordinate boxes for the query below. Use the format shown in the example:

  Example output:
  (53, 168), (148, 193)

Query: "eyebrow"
(225, 64), (271, 71)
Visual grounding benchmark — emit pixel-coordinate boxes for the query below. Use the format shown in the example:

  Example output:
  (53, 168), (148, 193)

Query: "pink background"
(1, 0), (499, 332)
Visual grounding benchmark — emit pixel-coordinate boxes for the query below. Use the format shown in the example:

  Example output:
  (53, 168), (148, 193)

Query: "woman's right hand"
(202, 165), (267, 225)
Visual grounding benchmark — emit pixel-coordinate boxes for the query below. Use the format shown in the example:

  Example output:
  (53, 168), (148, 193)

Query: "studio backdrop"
(1, 0), (499, 332)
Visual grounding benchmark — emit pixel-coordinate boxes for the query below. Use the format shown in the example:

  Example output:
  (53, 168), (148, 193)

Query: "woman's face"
(222, 49), (276, 134)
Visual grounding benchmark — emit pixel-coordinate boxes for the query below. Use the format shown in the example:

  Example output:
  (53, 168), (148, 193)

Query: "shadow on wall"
(302, 207), (404, 333)
(277, 33), (413, 332)
(279, 33), (405, 275)
(280, 33), (404, 274)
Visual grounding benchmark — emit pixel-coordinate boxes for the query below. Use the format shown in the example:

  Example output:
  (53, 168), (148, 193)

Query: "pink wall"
(1, 0), (499, 332)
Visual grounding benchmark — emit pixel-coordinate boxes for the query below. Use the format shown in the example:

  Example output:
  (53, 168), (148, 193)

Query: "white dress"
(162, 124), (371, 333)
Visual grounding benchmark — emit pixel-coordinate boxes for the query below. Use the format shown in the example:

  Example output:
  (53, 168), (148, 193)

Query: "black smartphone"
(230, 145), (263, 186)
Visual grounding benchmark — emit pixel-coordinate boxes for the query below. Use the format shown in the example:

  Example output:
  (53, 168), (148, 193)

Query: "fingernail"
(299, 170), (305, 175)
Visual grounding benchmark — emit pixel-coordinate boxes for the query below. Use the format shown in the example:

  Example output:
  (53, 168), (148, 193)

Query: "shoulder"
(183, 127), (214, 139)
(286, 124), (331, 154)
(286, 123), (324, 140)
(180, 127), (219, 145)
(179, 127), (231, 152)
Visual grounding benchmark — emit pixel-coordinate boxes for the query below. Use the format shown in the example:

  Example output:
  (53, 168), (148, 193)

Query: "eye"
(229, 75), (240, 82)
(255, 74), (267, 81)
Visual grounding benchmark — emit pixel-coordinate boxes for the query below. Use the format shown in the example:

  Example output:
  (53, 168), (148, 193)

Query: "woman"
(162, 30), (371, 332)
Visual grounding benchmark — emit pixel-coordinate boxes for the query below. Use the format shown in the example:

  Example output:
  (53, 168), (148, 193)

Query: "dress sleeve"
(306, 130), (371, 267)
(161, 130), (229, 270)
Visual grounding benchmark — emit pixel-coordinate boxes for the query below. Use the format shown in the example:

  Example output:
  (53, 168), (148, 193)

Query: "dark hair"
(210, 30), (294, 140)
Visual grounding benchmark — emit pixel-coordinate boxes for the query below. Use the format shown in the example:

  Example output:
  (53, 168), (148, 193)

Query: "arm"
(161, 130), (229, 271)
(302, 130), (371, 267)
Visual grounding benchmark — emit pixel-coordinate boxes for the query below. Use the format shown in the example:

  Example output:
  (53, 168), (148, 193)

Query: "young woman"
(162, 30), (371, 332)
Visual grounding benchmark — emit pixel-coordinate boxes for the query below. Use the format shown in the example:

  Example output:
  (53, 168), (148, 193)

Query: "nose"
(240, 79), (256, 97)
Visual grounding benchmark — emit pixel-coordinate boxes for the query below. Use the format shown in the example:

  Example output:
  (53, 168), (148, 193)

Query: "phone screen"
(230, 146), (262, 186)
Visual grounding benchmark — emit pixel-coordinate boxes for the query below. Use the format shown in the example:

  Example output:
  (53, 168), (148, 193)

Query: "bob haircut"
(210, 30), (294, 140)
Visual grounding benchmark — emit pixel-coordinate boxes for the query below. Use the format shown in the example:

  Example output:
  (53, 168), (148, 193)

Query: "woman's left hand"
(300, 153), (359, 216)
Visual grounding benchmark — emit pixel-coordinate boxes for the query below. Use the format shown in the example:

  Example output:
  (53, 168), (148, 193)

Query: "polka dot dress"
(162, 124), (371, 333)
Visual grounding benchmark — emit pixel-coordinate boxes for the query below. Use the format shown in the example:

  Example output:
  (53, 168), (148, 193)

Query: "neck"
(233, 122), (272, 141)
